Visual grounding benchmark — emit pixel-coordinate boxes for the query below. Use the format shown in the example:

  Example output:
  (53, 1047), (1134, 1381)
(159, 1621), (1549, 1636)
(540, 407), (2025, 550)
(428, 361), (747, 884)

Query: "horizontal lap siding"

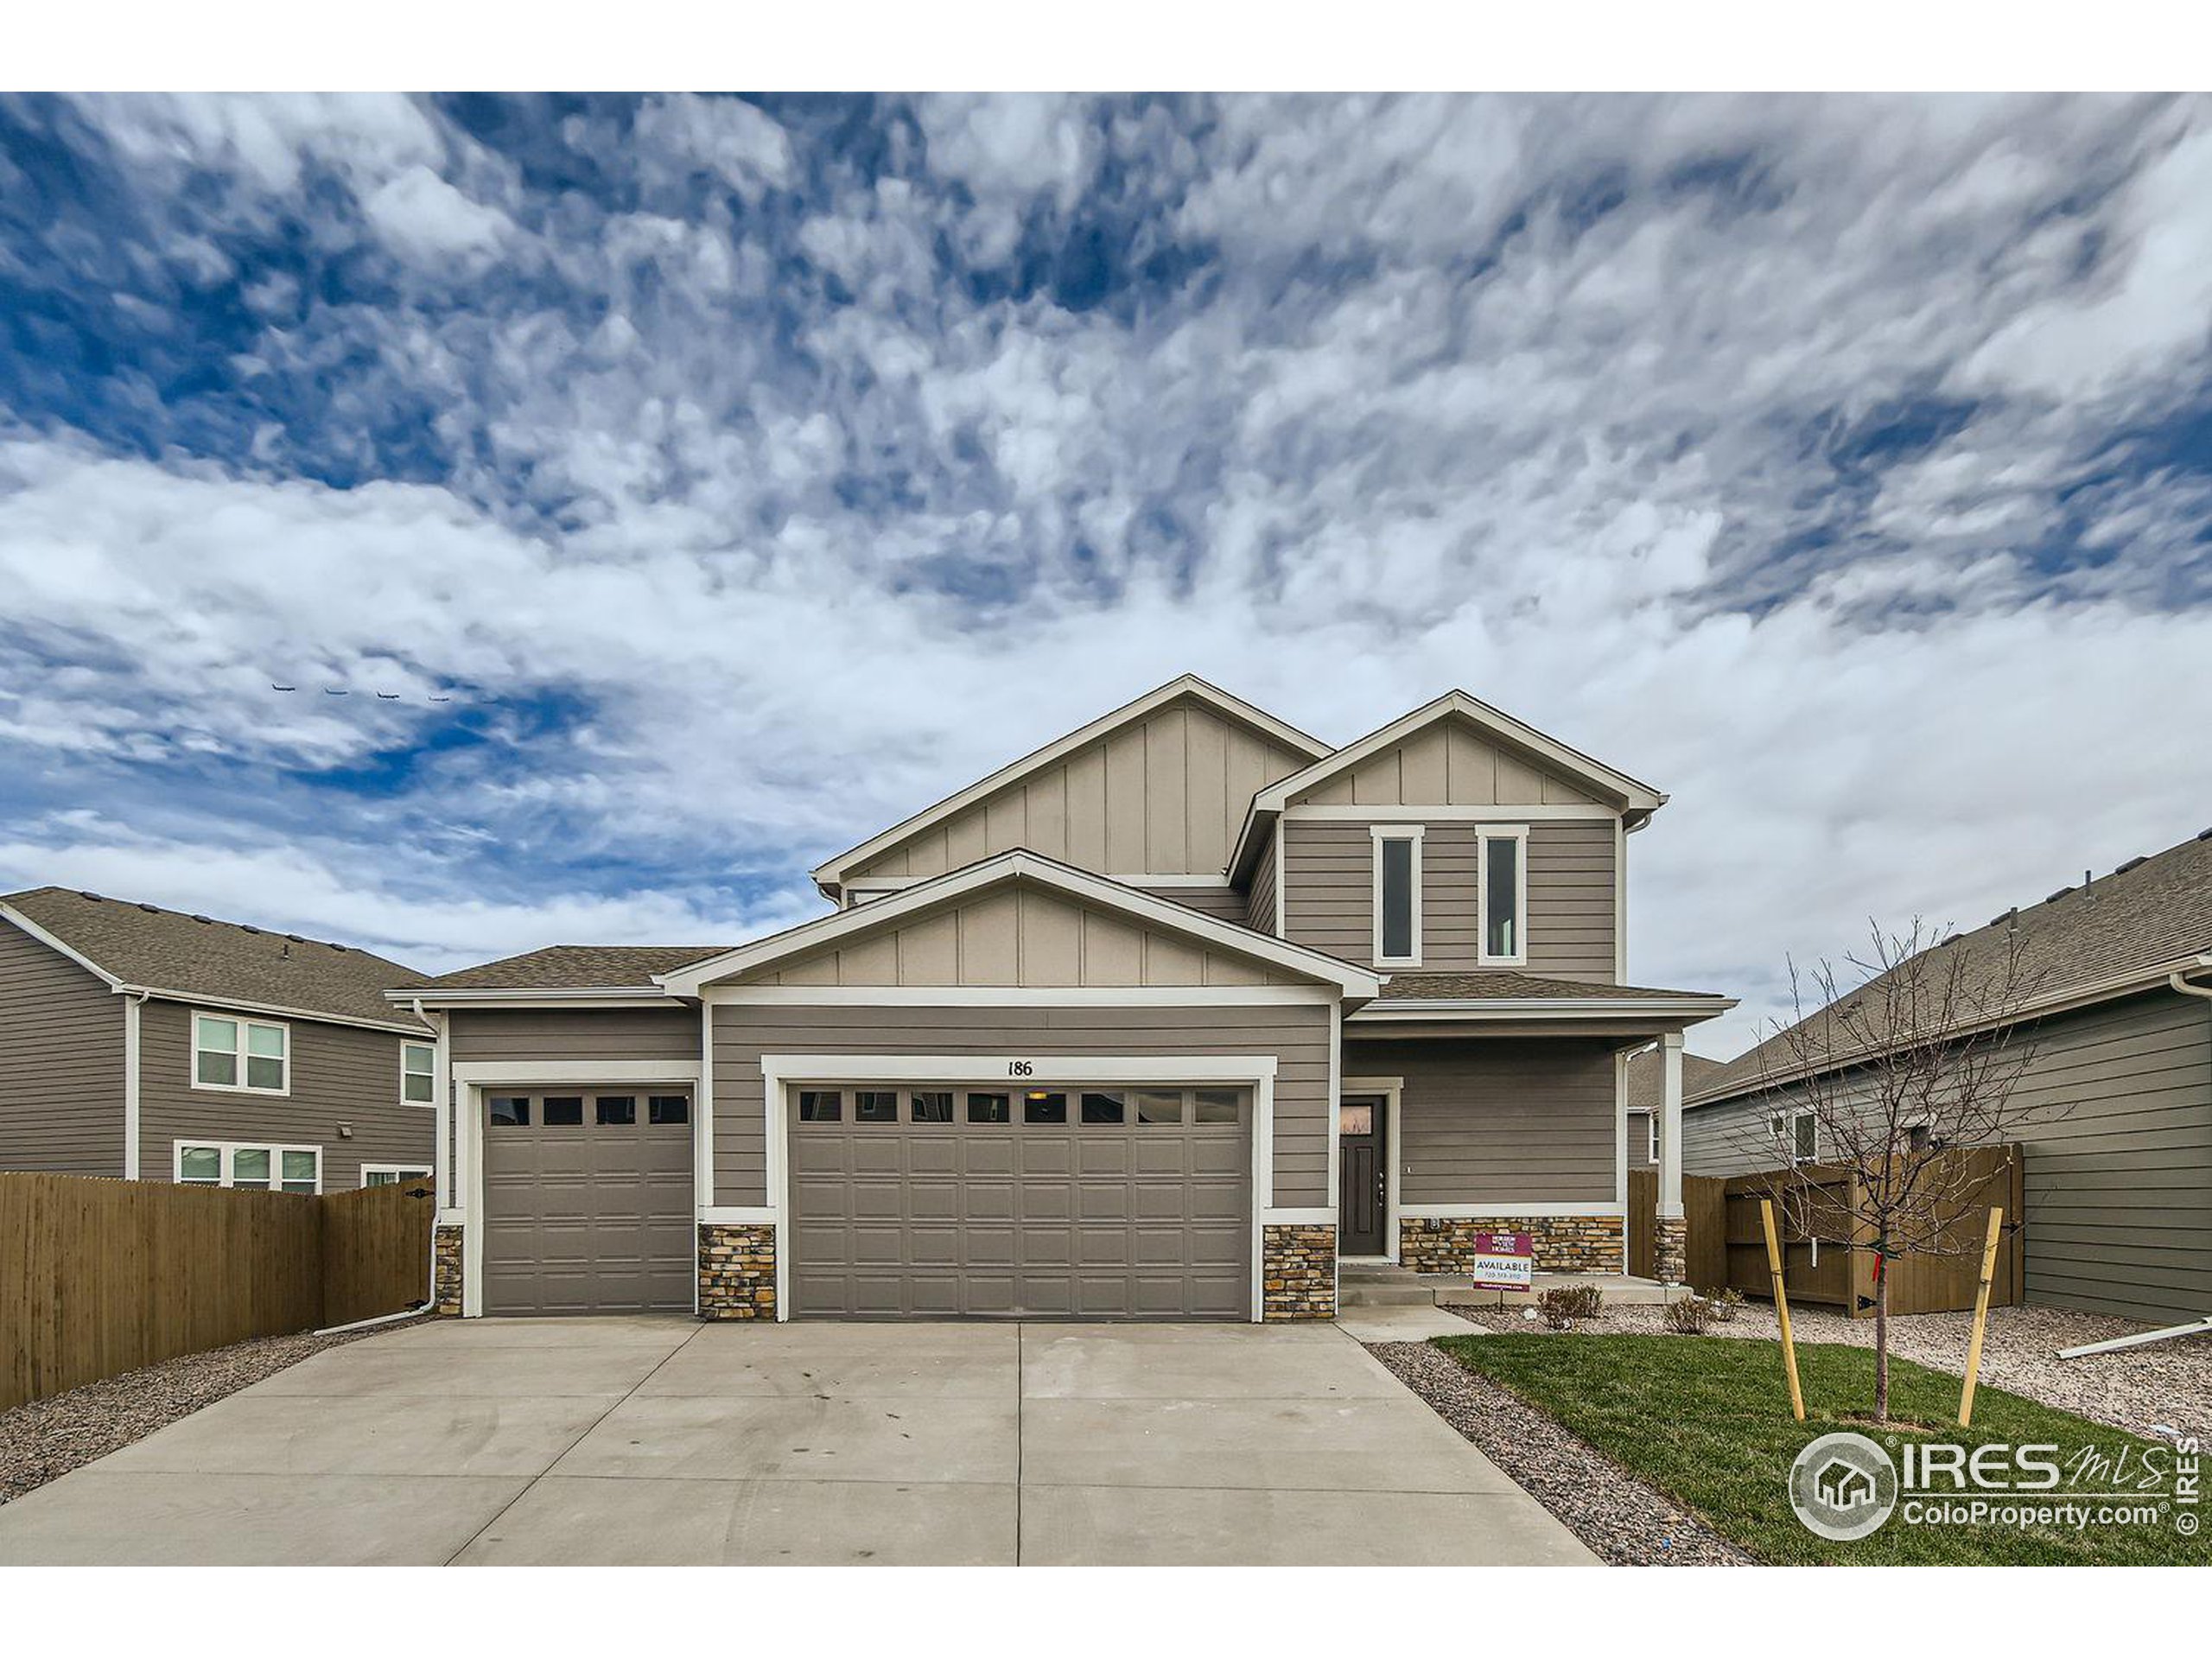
(1246, 830), (1278, 934)
(137, 1000), (435, 1192)
(0, 924), (124, 1174)
(1348, 1037), (1618, 1205)
(1681, 990), (2212, 1325)
(1137, 884), (1249, 925)
(1281, 819), (1616, 978)
(712, 1002), (1332, 1208)
(446, 1007), (702, 1066)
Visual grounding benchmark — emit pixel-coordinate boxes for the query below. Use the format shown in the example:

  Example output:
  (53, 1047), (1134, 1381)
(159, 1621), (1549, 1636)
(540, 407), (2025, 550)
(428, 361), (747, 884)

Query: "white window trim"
(400, 1039), (436, 1107)
(1771, 1109), (1818, 1165)
(361, 1164), (432, 1187)
(191, 1008), (291, 1096)
(1370, 824), (1424, 968)
(173, 1139), (323, 1193)
(1476, 824), (1530, 968)
(1648, 1111), (1661, 1165)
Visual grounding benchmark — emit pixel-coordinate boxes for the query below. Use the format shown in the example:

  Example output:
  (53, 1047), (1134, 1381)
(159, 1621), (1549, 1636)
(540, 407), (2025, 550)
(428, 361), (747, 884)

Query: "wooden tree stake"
(1958, 1206), (2005, 1427)
(1761, 1198), (1805, 1421)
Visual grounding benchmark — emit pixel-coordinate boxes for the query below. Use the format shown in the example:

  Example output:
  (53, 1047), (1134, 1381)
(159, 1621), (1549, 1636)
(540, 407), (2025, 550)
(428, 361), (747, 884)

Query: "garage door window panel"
(855, 1090), (899, 1123)
(595, 1096), (637, 1126)
(1081, 1090), (1127, 1124)
(909, 1090), (954, 1123)
(648, 1094), (690, 1125)
(490, 1096), (530, 1126)
(798, 1089), (843, 1122)
(1023, 1090), (1068, 1124)
(1135, 1090), (1183, 1125)
(967, 1091), (1011, 1124)
(543, 1096), (583, 1126)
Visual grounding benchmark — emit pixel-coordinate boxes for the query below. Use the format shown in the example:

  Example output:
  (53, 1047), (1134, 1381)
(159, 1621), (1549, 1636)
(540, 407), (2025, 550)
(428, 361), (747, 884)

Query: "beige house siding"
(1137, 883), (1249, 925)
(0, 920), (125, 1175)
(1627, 1109), (1657, 1167)
(1288, 717), (1605, 808)
(710, 1001), (1334, 1209)
(1350, 1035), (1619, 1205)
(1280, 819), (1616, 979)
(752, 883), (1289, 988)
(847, 696), (1311, 882)
(446, 1006), (702, 1066)
(137, 999), (436, 1192)
(1681, 988), (2212, 1325)
(1245, 828), (1279, 936)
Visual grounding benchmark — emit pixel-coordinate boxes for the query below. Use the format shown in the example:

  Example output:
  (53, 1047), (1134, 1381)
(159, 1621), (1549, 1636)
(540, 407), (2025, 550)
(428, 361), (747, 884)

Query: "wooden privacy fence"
(1627, 1168), (1728, 1287)
(0, 1174), (435, 1412)
(1718, 1146), (2027, 1319)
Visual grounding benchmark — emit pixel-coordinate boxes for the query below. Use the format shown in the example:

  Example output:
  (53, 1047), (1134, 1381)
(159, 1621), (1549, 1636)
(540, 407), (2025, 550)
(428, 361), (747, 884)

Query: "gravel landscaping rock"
(0, 1317), (434, 1505)
(1365, 1339), (1751, 1567)
(1447, 1300), (2212, 1446)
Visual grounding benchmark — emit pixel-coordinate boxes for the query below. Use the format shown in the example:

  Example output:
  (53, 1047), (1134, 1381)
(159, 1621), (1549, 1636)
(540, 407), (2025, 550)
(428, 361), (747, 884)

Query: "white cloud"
(361, 164), (515, 266)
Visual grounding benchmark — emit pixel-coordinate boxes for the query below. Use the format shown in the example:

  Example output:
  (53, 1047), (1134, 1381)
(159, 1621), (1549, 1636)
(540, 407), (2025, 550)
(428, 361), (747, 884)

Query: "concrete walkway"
(0, 1317), (1593, 1567)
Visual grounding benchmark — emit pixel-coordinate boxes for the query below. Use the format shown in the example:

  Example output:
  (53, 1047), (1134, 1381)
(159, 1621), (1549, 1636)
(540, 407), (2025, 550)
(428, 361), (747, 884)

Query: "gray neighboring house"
(1683, 830), (2212, 1326)
(0, 887), (435, 1193)
(1624, 1045), (1722, 1169)
(398, 675), (1732, 1323)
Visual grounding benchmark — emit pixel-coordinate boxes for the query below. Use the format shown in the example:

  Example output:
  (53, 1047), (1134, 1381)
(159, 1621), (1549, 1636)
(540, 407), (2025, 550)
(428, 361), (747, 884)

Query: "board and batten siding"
(137, 999), (437, 1192)
(846, 696), (1311, 883)
(710, 1001), (1334, 1210)
(1280, 819), (1617, 980)
(0, 919), (125, 1175)
(1287, 716), (1605, 808)
(755, 883), (1291, 989)
(1348, 1035), (1619, 1205)
(1681, 988), (2212, 1325)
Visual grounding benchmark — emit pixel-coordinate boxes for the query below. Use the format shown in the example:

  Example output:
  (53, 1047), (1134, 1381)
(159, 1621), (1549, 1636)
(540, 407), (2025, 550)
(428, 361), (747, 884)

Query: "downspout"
(121, 988), (151, 1179)
(2169, 955), (2212, 1002)
(412, 996), (445, 1314)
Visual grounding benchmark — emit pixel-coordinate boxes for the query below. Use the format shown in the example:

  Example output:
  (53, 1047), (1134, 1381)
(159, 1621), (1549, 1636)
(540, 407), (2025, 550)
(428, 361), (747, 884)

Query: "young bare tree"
(1731, 919), (2062, 1423)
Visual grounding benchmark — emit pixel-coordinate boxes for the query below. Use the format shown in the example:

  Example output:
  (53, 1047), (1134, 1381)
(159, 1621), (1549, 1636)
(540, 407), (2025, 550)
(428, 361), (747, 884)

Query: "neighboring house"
(1624, 1045), (1723, 1169)
(1683, 829), (2212, 1326)
(397, 676), (1733, 1322)
(0, 887), (435, 1194)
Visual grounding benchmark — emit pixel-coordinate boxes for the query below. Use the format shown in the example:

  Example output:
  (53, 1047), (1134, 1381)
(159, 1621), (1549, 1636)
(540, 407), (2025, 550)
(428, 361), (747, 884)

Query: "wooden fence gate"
(1627, 1167), (1728, 1287)
(1, 1173), (437, 1412)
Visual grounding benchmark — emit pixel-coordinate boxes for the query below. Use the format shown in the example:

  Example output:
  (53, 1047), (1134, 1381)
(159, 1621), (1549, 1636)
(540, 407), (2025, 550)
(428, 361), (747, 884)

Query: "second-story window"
(1478, 828), (1528, 965)
(1372, 828), (1422, 965)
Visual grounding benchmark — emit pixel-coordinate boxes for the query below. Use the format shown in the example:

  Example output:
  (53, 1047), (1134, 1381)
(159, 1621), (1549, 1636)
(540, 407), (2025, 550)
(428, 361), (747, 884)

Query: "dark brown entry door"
(1338, 1097), (1385, 1256)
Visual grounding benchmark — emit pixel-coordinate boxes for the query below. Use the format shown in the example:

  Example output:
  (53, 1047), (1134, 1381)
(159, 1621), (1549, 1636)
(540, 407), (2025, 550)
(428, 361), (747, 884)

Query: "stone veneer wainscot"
(1399, 1214), (1624, 1274)
(432, 1224), (464, 1316)
(698, 1223), (778, 1319)
(1262, 1223), (1337, 1319)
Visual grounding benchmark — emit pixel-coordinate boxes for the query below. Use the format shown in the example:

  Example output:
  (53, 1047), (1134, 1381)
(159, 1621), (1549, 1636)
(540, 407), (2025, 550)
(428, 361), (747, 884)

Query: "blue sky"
(2, 92), (2209, 1052)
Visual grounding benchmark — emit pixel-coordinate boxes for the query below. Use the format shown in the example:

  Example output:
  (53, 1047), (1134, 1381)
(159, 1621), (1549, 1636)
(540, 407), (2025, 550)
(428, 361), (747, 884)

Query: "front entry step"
(1336, 1265), (1438, 1308)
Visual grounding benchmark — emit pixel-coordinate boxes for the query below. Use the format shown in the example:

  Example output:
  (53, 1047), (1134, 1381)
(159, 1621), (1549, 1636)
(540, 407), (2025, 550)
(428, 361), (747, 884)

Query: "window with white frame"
(1371, 828), (1422, 966)
(1648, 1111), (1661, 1164)
(175, 1141), (321, 1192)
(1478, 827), (1528, 965)
(193, 1012), (289, 1093)
(362, 1165), (430, 1187)
(1770, 1109), (1818, 1164)
(401, 1040), (435, 1104)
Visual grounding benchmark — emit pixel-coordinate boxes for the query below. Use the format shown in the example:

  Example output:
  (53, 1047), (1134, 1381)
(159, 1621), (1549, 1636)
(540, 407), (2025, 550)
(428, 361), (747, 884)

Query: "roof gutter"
(2170, 954), (2212, 1003)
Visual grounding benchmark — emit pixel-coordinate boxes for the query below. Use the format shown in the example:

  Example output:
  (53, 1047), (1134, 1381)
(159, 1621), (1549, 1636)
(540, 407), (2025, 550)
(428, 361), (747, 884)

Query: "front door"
(1338, 1096), (1386, 1256)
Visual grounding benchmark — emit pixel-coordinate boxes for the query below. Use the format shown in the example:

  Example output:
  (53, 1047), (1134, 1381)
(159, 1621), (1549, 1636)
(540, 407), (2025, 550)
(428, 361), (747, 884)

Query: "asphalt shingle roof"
(1372, 970), (1728, 1002)
(1624, 1046), (1726, 1110)
(415, 944), (734, 991)
(1693, 824), (2212, 1105)
(3, 886), (429, 1030)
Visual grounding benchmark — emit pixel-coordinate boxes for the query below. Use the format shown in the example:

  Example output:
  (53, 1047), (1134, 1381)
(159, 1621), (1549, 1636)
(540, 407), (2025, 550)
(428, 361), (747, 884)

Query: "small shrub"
(1703, 1287), (1745, 1323)
(1536, 1283), (1604, 1330)
(1663, 1293), (1718, 1336)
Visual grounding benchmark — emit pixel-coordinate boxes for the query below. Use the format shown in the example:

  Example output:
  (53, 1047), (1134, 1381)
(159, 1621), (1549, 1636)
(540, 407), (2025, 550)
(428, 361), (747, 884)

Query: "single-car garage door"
(482, 1089), (695, 1314)
(789, 1083), (1250, 1319)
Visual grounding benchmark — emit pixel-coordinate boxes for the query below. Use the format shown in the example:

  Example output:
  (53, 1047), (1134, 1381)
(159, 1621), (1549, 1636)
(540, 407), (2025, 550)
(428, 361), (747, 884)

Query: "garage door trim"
(453, 1058), (702, 1319)
(763, 1052), (1280, 1323)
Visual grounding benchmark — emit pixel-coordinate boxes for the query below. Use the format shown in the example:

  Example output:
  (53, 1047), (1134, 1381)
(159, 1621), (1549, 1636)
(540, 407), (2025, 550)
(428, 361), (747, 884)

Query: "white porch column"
(1658, 1029), (1685, 1220)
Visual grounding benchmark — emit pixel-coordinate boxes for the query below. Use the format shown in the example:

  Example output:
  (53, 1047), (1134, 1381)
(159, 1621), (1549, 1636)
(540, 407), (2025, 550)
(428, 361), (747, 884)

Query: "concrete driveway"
(0, 1318), (1592, 1566)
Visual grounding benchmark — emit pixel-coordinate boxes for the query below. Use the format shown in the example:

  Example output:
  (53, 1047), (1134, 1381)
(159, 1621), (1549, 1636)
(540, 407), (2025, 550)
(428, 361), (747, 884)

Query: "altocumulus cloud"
(2, 92), (2209, 1050)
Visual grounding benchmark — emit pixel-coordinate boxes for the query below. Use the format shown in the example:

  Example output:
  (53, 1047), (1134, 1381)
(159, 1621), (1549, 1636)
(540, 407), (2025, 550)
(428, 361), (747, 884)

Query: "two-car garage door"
(788, 1083), (1252, 1319)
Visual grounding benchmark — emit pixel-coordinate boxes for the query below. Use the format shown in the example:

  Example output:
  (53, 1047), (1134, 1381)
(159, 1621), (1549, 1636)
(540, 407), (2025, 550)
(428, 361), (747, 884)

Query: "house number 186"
(1007, 1060), (1033, 1077)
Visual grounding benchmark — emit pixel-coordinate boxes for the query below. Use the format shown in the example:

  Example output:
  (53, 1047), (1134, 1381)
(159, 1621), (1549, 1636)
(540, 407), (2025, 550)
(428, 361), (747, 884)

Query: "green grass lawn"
(1433, 1333), (2208, 1566)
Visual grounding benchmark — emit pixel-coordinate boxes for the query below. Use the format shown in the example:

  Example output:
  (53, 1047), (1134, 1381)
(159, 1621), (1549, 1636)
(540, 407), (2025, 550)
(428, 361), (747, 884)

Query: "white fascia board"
(1245, 691), (1667, 823)
(0, 905), (125, 987)
(1352, 996), (1736, 1020)
(389, 988), (678, 1008)
(662, 851), (1385, 999)
(137, 986), (428, 1035)
(809, 675), (1331, 896)
(709, 985), (1335, 1007)
(759, 1052), (1278, 1084)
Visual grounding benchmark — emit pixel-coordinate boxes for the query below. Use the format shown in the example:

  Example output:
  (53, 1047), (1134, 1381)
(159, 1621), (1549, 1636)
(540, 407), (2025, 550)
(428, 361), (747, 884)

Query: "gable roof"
(664, 849), (1386, 999)
(809, 675), (1331, 899)
(1689, 824), (2212, 1108)
(409, 944), (734, 996)
(1624, 1045), (1726, 1109)
(1230, 690), (1667, 880)
(2, 886), (429, 1033)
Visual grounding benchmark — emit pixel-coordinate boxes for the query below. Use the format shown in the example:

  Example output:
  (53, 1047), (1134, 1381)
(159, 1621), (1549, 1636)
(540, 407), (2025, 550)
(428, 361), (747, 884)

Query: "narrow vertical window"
(1374, 830), (1421, 964)
(1479, 830), (1526, 964)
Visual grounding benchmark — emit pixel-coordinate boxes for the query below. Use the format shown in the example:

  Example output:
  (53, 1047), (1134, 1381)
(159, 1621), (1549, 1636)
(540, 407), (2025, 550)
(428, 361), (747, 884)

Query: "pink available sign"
(1468, 1231), (1535, 1290)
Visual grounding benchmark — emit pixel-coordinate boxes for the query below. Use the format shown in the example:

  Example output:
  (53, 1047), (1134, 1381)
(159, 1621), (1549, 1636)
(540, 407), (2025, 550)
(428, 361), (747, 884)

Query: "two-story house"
(1, 887), (436, 1192)
(396, 677), (1732, 1321)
